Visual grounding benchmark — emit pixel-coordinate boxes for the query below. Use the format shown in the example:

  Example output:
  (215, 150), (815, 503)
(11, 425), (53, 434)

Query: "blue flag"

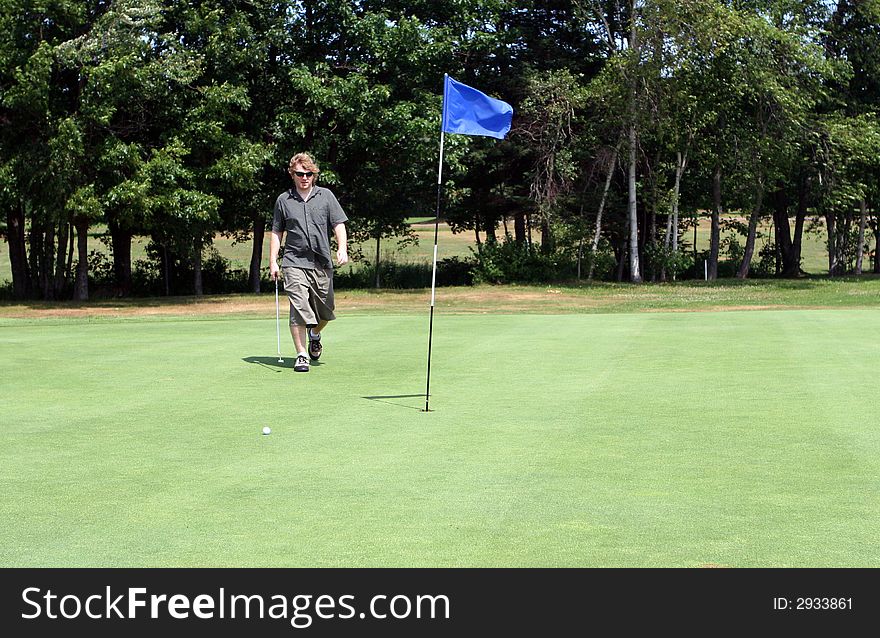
(441, 75), (513, 139)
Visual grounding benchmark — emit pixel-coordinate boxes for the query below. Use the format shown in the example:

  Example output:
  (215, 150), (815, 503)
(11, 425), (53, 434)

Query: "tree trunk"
(627, 122), (641, 282)
(661, 210), (672, 282)
(785, 173), (809, 277)
(162, 244), (171, 296)
(662, 149), (687, 282)
(53, 220), (69, 298)
(827, 210), (853, 276)
(6, 200), (30, 299)
(840, 215), (852, 272)
(737, 183), (764, 279)
(874, 212), (879, 274)
(249, 216), (265, 293)
(43, 224), (56, 299)
(772, 185), (802, 278)
(484, 215), (497, 244)
(627, 3), (641, 283)
(616, 234), (627, 282)
(825, 211), (838, 276)
(588, 144), (618, 281)
(648, 167), (657, 282)
(193, 240), (203, 297)
(672, 149), (687, 255)
(664, 150), (685, 251)
(514, 212), (526, 245)
(855, 198), (867, 275)
(374, 234), (381, 289)
(108, 217), (133, 296)
(577, 237), (584, 280)
(540, 215), (553, 254)
(27, 224), (41, 298)
(74, 219), (89, 301)
(708, 166), (721, 280)
(66, 222), (74, 286)
(29, 223), (53, 299)
(525, 212), (533, 250)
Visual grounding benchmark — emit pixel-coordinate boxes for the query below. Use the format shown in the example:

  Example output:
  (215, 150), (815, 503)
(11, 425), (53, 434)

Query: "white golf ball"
(262, 426), (271, 435)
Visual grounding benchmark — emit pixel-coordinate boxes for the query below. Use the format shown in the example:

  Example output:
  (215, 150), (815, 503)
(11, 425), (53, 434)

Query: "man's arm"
(269, 230), (283, 280)
(333, 223), (348, 267)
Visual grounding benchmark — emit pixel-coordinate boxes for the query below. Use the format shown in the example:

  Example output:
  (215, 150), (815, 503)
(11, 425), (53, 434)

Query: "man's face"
(290, 163), (315, 190)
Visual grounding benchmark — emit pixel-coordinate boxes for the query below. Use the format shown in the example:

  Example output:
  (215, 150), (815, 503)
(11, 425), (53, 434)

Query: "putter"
(275, 277), (284, 363)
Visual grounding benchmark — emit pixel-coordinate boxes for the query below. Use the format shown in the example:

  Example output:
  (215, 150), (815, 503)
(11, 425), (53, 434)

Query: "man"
(270, 153), (349, 372)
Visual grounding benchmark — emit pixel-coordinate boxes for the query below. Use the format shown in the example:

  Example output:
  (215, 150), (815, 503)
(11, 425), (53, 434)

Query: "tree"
(53, 1), (183, 298)
(1, 1), (81, 299)
(516, 69), (585, 254)
(822, 0), (880, 276)
(276, 5), (457, 283)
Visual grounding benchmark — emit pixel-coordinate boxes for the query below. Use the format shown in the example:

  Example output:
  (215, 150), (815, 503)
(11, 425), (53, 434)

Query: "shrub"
(469, 240), (578, 284)
(643, 243), (693, 281)
(129, 243), (251, 296)
(334, 256), (473, 290)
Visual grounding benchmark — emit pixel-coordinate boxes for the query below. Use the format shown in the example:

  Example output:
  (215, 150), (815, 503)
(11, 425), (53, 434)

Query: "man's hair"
(289, 153), (320, 174)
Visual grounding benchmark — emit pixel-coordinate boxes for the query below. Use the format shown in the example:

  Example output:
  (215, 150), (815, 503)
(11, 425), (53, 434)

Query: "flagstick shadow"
(243, 356), (287, 372)
(362, 394), (426, 411)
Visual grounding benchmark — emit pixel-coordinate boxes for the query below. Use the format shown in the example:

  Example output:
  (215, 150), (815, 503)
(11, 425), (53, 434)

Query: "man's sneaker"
(308, 334), (322, 361)
(294, 354), (310, 372)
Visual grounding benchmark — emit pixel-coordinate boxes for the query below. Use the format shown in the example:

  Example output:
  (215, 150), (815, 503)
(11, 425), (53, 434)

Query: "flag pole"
(424, 128), (444, 412)
(424, 73), (511, 411)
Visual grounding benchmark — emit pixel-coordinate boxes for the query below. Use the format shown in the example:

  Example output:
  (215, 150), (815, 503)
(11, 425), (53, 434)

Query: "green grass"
(1, 276), (878, 323)
(2, 303), (879, 566)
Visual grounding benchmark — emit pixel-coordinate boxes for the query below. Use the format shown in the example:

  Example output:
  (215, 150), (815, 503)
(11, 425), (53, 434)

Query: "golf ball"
(262, 426), (271, 435)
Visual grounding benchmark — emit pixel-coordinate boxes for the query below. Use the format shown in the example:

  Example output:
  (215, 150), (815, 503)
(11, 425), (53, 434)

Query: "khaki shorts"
(282, 266), (336, 327)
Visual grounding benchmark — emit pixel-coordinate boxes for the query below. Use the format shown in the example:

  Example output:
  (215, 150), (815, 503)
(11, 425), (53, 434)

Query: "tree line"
(2, 0), (879, 300)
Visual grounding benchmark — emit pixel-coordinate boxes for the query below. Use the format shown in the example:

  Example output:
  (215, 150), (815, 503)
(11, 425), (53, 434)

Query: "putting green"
(1, 308), (878, 566)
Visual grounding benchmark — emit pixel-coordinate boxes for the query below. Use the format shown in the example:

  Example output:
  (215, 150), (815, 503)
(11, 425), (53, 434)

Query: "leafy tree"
(275, 4), (457, 283)
(53, 1), (183, 297)
(822, 0), (880, 275)
(1, 1), (82, 299)
(515, 68), (586, 254)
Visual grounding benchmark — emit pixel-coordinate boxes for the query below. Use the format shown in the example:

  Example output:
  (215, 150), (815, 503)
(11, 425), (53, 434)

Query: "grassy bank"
(1, 276), (878, 323)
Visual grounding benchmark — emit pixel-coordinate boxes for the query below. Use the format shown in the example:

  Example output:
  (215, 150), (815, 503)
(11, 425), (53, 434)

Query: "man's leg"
(308, 320), (326, 360)
(283, 267), (316, 371)
(305, 269), (335, 362)
(290, 324), (308, 354)
(290, 324), (310, 371)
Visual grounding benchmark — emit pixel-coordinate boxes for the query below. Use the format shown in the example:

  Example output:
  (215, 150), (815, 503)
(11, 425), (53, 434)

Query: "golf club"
(275, 277), (284, 363)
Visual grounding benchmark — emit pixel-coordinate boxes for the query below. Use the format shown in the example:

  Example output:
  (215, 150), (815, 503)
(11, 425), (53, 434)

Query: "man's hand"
(269, 230), (283, 280)
(333, 223), (348, 267)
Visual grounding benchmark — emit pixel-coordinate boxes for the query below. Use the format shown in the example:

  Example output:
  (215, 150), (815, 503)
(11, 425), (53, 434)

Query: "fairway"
(1, 308), (879, 567)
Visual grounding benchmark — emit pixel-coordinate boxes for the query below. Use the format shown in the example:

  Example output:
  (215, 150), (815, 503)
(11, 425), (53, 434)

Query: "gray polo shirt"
(272, 186), (348, 270)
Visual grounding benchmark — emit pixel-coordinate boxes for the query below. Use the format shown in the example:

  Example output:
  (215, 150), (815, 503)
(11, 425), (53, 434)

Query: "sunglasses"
(292, 170), (314, 178)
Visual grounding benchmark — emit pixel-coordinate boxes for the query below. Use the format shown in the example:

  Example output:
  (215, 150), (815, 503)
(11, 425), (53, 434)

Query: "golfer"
(269, 153), (349, 372)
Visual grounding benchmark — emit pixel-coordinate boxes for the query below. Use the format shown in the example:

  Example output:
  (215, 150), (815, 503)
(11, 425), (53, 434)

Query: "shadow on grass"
(362, 394), (426, 411)
(243, 356), (288, 372)
(243, 356), (325, 372)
